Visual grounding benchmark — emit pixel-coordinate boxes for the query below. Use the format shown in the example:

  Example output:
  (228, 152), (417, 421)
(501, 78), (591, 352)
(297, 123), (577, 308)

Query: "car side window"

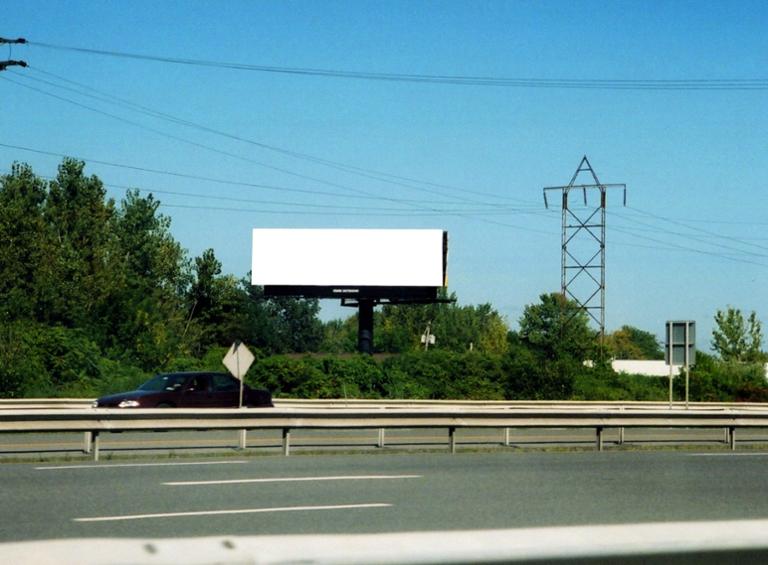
(212, 374), (238, 392)
(188, 375), (210, 393)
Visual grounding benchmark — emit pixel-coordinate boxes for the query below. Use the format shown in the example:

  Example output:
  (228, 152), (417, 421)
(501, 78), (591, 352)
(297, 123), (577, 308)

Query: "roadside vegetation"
(1, 160), (766, 401)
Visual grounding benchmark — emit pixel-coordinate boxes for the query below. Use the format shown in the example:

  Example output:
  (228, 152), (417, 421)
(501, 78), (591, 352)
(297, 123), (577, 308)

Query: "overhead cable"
(22, 66), (533, 206)
(27, 41), (768, 90)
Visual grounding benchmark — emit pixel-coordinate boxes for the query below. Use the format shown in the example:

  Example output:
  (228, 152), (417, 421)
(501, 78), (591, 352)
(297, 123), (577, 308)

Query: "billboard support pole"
(358, 299), (375, 355)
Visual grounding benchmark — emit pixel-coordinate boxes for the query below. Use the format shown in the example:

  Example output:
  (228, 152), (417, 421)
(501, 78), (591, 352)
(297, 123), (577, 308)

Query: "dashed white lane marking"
(74, 503), (392, 522)
(163, 474), (422, 486)
(36, 460), (248, 470)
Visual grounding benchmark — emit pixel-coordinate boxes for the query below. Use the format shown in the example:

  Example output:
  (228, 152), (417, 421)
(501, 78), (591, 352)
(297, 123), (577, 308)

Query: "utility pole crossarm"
(0, 37), (28, 72)
(0, 60), (27, 71)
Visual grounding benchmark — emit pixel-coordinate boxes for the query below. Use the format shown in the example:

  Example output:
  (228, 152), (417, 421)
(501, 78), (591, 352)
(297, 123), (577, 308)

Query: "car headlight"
(91, 400), (99, 408)
(118, 399), (141, 408)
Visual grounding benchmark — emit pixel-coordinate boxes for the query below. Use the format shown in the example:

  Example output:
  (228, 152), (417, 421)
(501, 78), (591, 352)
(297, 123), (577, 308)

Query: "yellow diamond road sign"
(222, 341), (255, 380)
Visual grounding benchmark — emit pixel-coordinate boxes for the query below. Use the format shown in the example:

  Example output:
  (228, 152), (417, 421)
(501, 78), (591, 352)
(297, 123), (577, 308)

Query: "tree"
(320, 318), (357, 354)
(504, 293), (598, 400)
(712, 307), (764, 363)
(237, 284), (324, 354)
(517, 293), (596, 363)
(373, 292), (510, 354)
(103, 190), (191, 367)
(605, 325), (664, 360)
(39, 158), (115, 329)
(0, 163), (48, 322)
(185, 249), (249, 353)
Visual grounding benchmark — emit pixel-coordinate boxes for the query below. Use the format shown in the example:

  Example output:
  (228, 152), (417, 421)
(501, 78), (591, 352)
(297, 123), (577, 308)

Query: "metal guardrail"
(3, 398), (768, 410)
(0, 399), (95, 409)
(2, 405), (768, 460)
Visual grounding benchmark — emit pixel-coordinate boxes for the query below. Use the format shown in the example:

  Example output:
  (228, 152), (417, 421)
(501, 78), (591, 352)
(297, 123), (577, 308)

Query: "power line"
(2, 75), (556, 227)
(6, 170), (541, 217)
(28, 41), (768, 90)
(0, 142), (415, 203)
(20, 66), (535, 207)
(0, 148), (550, 225)
(611, 225), (768, 269)
(613, 211), (768, 258)
(622, 206), (768, 253)
(1, 73), (436, 207)
(4, 71), (541, 214)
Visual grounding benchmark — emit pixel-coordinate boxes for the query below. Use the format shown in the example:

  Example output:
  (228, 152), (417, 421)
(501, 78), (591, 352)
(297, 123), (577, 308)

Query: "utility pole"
(0, 37), (27, 71)
(421, 321), (435, 351)
(543, 156), (626, 346)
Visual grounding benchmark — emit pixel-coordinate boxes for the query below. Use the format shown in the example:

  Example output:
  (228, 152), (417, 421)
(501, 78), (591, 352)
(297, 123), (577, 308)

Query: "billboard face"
(251, 229), (447, 298)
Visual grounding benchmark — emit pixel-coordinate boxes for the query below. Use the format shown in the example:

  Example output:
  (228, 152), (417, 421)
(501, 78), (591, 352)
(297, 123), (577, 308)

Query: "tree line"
(1, 160), (765, 400)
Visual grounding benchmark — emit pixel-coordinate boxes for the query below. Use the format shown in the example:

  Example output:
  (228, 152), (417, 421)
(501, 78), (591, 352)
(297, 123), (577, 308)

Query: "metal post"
(83, 431), (92, 454)
(684, 323), (690, 409)
(92, 431), (100, 462)
(237, 341), (244, 408)
(377, 428), (385, 448)
(730, 427), (737, 451)
(282, 428), (291, 456)
(503, 428), (511, 447)
(238, 429), (247, 450)
(596, 427), (604, 452)
(668, 361), (674, 408)
(449, 427), (456, 454)
(618, 427), (625, 445)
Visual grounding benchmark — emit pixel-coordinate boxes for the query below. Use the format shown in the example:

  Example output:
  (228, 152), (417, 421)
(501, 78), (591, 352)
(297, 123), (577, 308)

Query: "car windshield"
(138, 374), (189, 392)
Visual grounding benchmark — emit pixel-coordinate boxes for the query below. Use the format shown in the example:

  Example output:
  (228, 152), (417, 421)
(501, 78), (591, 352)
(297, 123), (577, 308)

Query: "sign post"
(421, 322), (435, 351)
(665, 321), (696, 409)
(222, 341), (255, 408)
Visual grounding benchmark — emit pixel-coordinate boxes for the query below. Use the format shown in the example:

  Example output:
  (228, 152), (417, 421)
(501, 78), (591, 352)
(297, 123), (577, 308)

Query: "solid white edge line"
(74, 503), (392, 522)
(164, 474), (423, 486)
(36, 460), (248, 470)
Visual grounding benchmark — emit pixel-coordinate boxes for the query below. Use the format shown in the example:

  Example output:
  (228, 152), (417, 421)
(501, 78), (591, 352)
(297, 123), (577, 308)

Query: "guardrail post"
(377, 428), (386, 448)
(503, 428), (511, 447)
(729, 427), (737, 451)
(449, 427), (456, 454)
(724, 427), (730, 445)
(282, 428), (291, 456)
(238, 429), (247, 450)
(83, 431), (92, 454)
(596, 427), (604, 452)
(92, 431), (100, 462)
(617, 407), (625, 445)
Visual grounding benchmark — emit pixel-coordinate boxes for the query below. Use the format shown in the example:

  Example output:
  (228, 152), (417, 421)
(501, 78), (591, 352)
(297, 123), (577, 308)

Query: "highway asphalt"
(2, 450), (768, 543)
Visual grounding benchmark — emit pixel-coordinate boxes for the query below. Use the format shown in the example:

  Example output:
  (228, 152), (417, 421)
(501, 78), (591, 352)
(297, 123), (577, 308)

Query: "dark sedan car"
(94, 372), (273, 408)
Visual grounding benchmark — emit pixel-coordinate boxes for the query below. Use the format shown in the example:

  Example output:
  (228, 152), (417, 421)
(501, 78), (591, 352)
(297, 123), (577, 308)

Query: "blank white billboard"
(251, 229), (446, 287)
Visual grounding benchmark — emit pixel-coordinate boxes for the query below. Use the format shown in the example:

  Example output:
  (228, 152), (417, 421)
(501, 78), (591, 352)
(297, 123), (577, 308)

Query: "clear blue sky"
(3, 1), (767, 350)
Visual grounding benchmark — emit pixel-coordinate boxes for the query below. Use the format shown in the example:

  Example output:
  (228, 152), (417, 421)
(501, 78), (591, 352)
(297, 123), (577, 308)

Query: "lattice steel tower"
(543, 156), (626, 341)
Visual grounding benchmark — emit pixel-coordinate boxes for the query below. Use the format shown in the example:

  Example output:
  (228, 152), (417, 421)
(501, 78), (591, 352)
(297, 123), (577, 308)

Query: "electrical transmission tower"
(543, 156), (626, 342)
